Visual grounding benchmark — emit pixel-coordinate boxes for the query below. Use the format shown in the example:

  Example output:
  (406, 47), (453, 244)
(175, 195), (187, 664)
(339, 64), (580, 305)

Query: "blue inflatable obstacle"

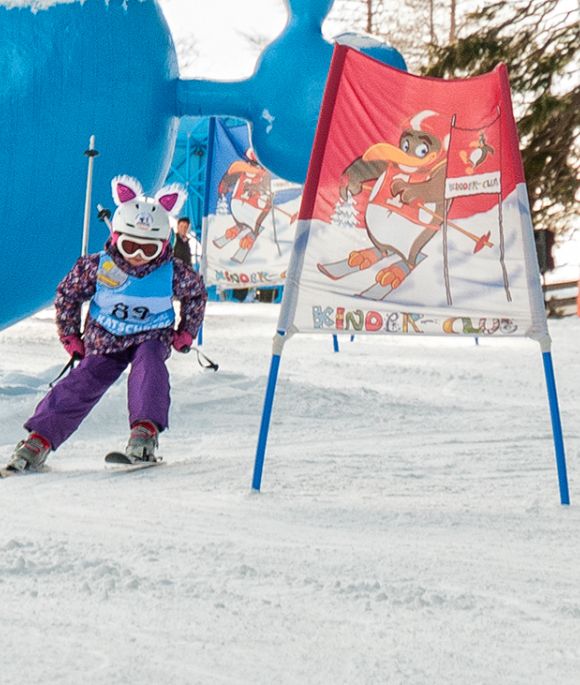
(0, 0), (178, 330)
(177, 1), (406, 184)
(0, 0), (405, 330)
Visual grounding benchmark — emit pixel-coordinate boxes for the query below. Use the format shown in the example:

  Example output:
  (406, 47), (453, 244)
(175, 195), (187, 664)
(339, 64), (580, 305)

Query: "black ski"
(104, 452), (163, 472)
(0, 465), (50, 479)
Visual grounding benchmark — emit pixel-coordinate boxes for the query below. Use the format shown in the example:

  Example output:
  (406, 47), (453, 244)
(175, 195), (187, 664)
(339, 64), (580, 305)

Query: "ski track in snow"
(1, 303), (580, 684)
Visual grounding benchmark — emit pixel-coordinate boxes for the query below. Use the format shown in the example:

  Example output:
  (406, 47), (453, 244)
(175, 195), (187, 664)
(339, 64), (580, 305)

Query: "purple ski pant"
(25, 339), (170, 450)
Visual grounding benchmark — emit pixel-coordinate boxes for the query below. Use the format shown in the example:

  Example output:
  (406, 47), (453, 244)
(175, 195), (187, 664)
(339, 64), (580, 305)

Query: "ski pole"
(79, 135), (98, 338)
(270, 200), (283, 258)
(359, 181), (493, 252)
(97, 204), (113, 234)
(51, 137), (99, 387)
(272, 205), (298, 222)
(49, 356), (77, 388)
(415, 202), (493, 252)
(81, 135), (99, 257)
(182, 345), (219, 371)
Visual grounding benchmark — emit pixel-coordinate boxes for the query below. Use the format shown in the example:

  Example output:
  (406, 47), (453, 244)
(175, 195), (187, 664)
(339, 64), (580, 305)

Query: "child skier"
(4, 175), (207, 473)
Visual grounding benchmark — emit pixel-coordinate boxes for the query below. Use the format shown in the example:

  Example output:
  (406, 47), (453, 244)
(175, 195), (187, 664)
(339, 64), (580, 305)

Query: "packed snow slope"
(1, 302), (579, 685)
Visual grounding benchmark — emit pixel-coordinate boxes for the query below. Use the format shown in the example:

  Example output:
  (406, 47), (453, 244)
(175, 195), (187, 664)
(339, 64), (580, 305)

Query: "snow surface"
(1, 303), (580, 684)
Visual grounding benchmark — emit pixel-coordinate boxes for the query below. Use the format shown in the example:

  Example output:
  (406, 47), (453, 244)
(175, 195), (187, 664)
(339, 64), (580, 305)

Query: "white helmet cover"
(111, 175), (187, 241)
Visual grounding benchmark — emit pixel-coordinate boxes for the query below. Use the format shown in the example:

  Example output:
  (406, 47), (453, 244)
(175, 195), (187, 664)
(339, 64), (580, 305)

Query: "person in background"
(173, 216), (193, 265)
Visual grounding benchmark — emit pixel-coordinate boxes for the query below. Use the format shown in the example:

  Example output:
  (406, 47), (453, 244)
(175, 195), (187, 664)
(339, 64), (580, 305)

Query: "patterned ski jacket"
(55, 242), (207, 356)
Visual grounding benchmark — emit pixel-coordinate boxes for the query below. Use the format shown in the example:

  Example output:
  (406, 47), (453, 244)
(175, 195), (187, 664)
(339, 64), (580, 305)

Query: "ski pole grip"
(96, 204), (113, 233)
(84, 137), (99, 158)
(97, 204), (112, 222)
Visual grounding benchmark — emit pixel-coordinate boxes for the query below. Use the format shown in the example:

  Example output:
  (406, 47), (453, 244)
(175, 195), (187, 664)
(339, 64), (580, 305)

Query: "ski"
(104, 452), (163, 472)
(0, 465), (50, 479)
(357, 254), (427, 300)
(212, 227), (250, 249)
(357, 281), (396, 301)
(317, 247), (385, 281)
(317, 257), (365, 280)
(231, 227), (264, 264)
(230, 244), (252, 264)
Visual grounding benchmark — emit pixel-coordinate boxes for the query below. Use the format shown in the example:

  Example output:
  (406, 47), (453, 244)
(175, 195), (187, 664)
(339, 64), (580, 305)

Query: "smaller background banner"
(202, 119), (301, 290)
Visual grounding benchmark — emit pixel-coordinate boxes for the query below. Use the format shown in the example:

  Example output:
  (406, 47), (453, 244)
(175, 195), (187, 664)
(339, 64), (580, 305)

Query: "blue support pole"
(332, 334), (339, 353)
(252, 335), (285, 491)
(197, 324), (203, 347)
(542, 350), (570, 505)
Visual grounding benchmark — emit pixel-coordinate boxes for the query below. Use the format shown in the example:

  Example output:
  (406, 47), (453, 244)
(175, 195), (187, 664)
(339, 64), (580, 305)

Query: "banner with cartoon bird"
(278, 46), (547, 341)
(202, 119), (302, 290)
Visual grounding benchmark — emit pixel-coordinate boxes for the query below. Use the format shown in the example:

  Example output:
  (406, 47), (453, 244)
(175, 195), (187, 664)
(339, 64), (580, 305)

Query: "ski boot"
(125, 421), (159, 463)
(6, 432), (51, 473)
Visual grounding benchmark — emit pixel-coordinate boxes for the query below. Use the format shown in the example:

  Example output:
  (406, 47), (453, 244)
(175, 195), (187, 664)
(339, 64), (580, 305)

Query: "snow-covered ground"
(1, 302), (580, 684)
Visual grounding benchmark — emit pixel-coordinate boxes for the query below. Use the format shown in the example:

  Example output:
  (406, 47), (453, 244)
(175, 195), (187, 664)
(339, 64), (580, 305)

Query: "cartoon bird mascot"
(318, 110), (450, 292)
(213, 148), (273, 261)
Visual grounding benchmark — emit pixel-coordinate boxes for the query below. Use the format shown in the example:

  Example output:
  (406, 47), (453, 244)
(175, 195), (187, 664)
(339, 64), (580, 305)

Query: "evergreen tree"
(331, 192), (360, 229)
(424, 0), (579, 236)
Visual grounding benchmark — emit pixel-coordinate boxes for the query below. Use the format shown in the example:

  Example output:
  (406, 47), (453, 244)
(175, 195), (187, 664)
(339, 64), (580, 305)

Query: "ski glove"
(172, 330), (193, 353)
(60, 334), (85, 359)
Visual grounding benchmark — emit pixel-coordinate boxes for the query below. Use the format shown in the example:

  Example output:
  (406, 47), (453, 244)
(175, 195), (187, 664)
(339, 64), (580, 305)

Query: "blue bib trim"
(90, 253), (175, 336)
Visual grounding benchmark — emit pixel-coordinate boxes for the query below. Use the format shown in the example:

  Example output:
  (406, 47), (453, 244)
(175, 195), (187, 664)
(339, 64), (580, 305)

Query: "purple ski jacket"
(55, 242), (207, 356)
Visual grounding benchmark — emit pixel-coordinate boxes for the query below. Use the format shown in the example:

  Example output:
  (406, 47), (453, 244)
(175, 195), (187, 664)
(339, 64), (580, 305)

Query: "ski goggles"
(117, 234), (163, 261)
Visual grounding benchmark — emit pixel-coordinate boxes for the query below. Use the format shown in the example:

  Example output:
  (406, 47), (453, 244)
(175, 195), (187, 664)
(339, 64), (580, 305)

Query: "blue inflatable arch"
(0, 0), (405, 329)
